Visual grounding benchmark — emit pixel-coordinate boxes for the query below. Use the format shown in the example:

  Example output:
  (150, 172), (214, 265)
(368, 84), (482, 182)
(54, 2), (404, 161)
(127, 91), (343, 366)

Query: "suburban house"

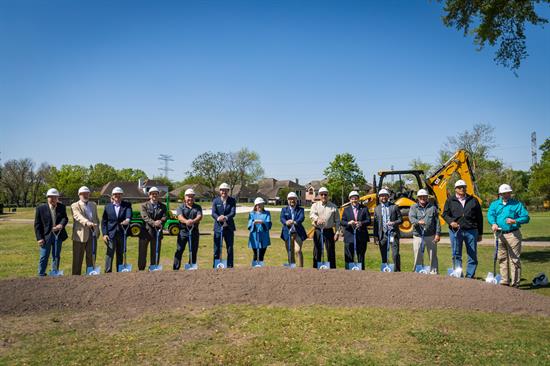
(170, 183), (211, 202)
(257, 178), (306, 205)
(232, 183), (260, 203)
(305, 179), (373, 204)
(100, 179), (171, 203)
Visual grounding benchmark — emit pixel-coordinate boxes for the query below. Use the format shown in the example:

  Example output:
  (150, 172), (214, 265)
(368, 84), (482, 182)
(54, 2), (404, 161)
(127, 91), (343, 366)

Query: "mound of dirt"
(1, 268), (549, 316)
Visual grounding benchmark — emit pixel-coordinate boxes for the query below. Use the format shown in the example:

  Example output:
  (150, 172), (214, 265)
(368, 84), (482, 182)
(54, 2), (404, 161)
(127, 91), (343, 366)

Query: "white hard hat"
(184, 188), (196, 196)
(78, 186), (90, 194)
(219, 183), (230, 190)
(532, 272), (548, 287)
(254, 197), (265, 205)
(148, 187), (160, 194)
(318, 187), (329, 194)
(46, 188), (60, 197)
(111, 187), (124, 195)
(348, 190), (360, 198)
(417, 189), (429, 197)
(378, 189), (390, 196)
(454, 180), (467, 188)
(498, 184), (513, 194)
(287, 192), (298, 199)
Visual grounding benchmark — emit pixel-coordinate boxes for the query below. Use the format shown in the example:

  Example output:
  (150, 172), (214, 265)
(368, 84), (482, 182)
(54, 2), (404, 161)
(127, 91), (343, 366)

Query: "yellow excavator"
(308, 149), (481, 238)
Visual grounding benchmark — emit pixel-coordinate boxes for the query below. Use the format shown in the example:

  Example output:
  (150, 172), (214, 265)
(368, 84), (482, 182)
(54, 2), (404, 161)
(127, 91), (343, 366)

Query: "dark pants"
(72, 238), (94, 275)
(344, 237), (367, 270)
(252, 248), (267, 261)
(38, 235), (63, 276)
(138, 233), (162, 270)
(213, 228), (234, 268)
(105, 234), (124, 273)
(450, 228), (478, 278)
(379, 232), (401, 271)
(174, 231), (199, 270)
(313, 228), (336, 268)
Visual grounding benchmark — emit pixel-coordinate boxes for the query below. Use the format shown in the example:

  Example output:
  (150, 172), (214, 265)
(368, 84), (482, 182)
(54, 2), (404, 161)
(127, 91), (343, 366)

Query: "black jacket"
(341, 204), (371, 243)
(442, 194), (483, 232)
(373, 203), (403, 240)
(34, 203), (69, 242)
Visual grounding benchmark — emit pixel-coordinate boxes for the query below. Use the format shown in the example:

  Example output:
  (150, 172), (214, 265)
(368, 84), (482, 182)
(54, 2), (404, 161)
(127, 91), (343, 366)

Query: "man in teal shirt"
(487, 184), (530, 287)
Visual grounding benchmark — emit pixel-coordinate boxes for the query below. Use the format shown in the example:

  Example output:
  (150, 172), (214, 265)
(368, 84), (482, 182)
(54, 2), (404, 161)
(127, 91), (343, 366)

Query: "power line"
(531, 132), (537, 166)
(158, 154), (174, 179)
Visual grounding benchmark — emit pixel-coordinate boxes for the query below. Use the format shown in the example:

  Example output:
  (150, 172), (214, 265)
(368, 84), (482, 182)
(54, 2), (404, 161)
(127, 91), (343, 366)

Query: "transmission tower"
(158, 154), (174, 179)
(531, 132), (537, 166)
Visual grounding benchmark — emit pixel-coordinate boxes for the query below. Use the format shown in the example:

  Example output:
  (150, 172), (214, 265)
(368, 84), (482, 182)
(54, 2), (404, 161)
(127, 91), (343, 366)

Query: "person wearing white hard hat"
(409, 189), (441, 273)
(373, 188), (403, 271)
(248, 197), (272, 263)
(487, 184), (530, 287)
(174, 188), (203, 270)
(138, 187), (168, 271)
(341, 191), (371, 270)
(442, 179), (484, 278)
(310, 187), (340, 268)
(70, 186), (100, 275)
(34, 188), (69, 276)
(211, 183), (237, 268)
(101, 186), (132, 272)
(280, 192), (307, 267)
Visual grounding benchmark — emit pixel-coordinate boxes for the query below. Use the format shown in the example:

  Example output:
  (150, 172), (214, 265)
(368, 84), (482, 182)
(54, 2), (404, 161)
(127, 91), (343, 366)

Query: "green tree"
(49, 165), (89, 199)
(117, 168), (147, 182)
(409, 158), (433, 175)
(529, 138), (550, 204)
(186, 151), (228, 197)
(437, 0), (550, 72)
(87, 163), (118, 190)
(224, 148), (264, 194)
(323, 153), (366, 206)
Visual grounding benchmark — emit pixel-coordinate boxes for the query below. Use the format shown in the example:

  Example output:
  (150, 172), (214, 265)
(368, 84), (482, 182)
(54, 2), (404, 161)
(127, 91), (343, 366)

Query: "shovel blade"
(118, 264), (132, 273)
(415, 265), (431, 274)
(251, 260), (264, 268)
(485, 272), (502, 285)
(317, 261), (330, 270)
(184, 263), (198, 271)
(149, 264), (163, 272)
(214, 259), (227, 269)
(48, 269), (64, 277)
(86, 266), (101, 276)
(447, 267), (462, 278)
(380, 263), (394, 272)
(284, 263), (297, 268)
(347, 262), (362, 271)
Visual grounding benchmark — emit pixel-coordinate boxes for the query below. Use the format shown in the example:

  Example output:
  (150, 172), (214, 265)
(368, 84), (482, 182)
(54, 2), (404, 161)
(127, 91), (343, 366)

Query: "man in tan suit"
(71, 186), (100, 275)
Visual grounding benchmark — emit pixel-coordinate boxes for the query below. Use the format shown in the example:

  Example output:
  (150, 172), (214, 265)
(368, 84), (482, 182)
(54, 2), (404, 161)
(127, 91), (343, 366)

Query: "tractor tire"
(399, 208), (414, 238)
(130, 223), (142, 237)
(168, 224), (180, 236)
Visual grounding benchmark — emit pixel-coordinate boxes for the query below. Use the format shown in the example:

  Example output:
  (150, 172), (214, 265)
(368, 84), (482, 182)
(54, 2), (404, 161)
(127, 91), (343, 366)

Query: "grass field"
(2, 306), (550, 365)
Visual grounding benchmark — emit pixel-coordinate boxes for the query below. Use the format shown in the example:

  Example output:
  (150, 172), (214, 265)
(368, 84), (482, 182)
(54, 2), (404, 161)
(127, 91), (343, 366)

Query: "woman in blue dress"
(248, 197), (272, 264)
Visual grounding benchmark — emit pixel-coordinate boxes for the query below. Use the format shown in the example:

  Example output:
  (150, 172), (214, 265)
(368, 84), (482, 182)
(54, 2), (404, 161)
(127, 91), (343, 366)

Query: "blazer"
(71, 200), (100, 242)
(247, 210), (272, 249)
(280, 205), (307, 242)
(373, 202), (403, 241)
(140, 200), (168, 238)
(101, 201), (132, 239)
(211, 196), (237, 231)
(341, 204), (371, 243)
(34, 202), (68, 242)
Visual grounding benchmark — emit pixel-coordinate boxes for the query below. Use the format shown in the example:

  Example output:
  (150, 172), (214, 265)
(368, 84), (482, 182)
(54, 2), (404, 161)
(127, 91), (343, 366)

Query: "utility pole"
(531, 132), (537, 166)
(158, 154), (174, 179)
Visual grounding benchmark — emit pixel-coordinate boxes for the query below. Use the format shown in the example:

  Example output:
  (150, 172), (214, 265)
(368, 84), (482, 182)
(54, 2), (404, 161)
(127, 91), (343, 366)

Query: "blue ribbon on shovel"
(49, 230), (63, 277)
(185, 225), (198, 270)
(149, 228), (163, 272)
(118, 224), (132, 273)
(87, 229), (101, 275)
(214, 225), (227, 269)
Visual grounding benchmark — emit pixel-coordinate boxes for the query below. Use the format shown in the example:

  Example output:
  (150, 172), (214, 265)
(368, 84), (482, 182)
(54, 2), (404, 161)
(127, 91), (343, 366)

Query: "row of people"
(34, 181), (529, 286)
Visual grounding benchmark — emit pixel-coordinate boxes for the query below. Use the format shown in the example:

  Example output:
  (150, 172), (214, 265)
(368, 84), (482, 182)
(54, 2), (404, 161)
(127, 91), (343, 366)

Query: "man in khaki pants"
(487, 184), (530, 287)
(71, 186), (100, 275)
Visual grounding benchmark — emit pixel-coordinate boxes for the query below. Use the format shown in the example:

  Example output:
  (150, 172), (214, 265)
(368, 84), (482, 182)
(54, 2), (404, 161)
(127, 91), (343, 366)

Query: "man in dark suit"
(373, 189), (403, 271)
(211, 183), (236, 268)
(341, 191), (371, 270)
(34, 188), (69, 276)
(139, 187), (167, 270)
(101, 186), (132, 272)
(280, 192), (308, 267)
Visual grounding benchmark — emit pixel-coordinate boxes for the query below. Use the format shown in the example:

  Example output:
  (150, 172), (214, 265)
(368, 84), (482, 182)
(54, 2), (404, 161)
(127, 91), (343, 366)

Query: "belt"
(500, 229), (518, 234)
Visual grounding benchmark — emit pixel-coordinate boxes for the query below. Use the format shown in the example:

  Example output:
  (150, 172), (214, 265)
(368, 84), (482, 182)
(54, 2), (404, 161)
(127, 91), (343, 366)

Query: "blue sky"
(1, 0), (549, 184)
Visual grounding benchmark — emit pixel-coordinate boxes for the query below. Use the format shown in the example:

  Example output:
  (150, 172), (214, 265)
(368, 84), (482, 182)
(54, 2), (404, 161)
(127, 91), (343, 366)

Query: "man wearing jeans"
(442, 180), (483, 278)
(487, 184), (530, 287)
(34, 188), (68, 276)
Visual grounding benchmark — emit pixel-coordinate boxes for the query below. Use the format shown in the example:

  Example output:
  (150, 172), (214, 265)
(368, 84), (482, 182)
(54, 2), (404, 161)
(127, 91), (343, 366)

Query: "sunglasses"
(456, 186), (466, 189)
(319, 193), (328, 196)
